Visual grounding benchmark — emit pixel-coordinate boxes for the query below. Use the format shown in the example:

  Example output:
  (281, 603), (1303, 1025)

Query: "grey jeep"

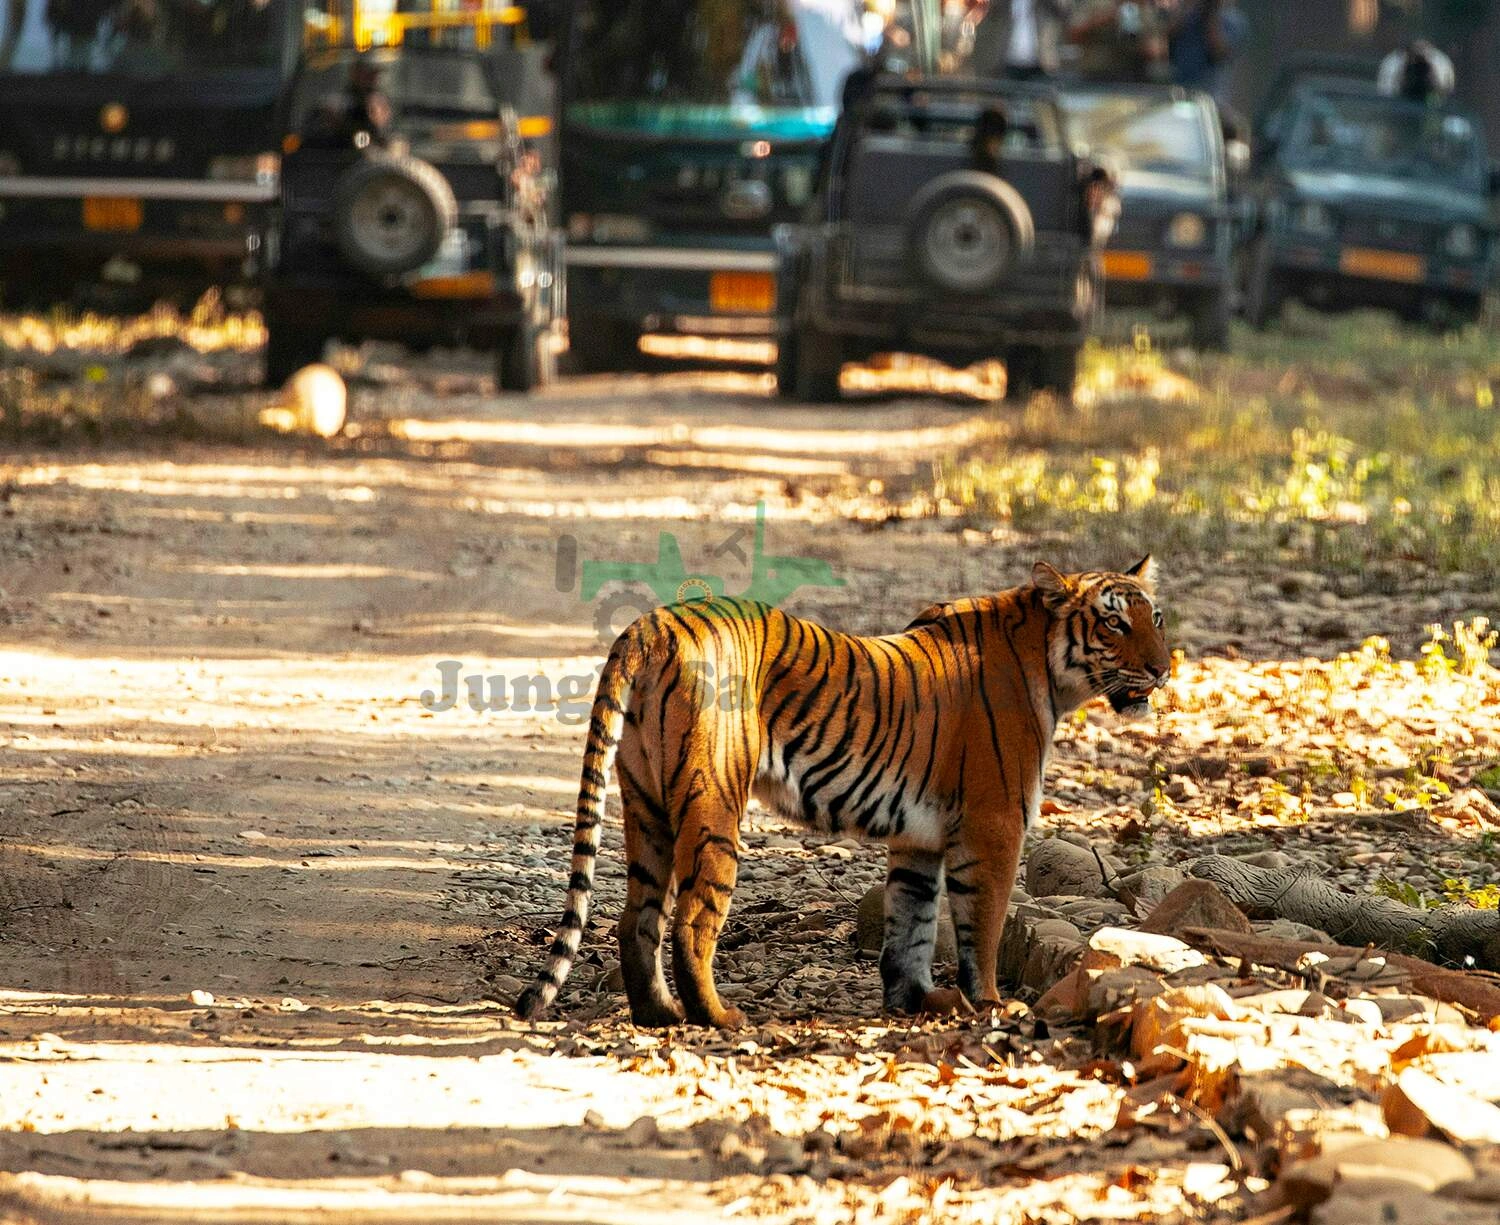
(1242, 72), (1497, 331)
(774, 77), (1112, 403)
(1062, 84), (1237, 351)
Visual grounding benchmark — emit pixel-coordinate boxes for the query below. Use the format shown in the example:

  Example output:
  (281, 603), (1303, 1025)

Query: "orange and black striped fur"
(516, 558), (1169, 1028)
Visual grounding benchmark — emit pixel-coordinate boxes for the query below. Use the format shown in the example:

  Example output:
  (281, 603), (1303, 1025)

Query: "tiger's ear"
(1032, 561), (1077, 611)
(1125, 554), (1157, 589)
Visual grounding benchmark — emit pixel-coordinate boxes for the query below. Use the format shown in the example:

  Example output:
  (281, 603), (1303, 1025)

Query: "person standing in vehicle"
(968, 0), (1076, 80)
(305, 57), (394, 150)
(1167, 0), (1245, 103)
(1069, 0), (1171, 83)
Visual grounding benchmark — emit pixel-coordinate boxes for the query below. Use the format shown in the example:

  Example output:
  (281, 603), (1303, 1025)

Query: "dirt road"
(3, 347), (1499, 1223)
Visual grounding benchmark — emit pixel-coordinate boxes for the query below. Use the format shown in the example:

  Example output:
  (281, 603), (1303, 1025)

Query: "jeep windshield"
(564, 0), (864, 139)
(0, 0), (282, 76)
(289, 49), (500, 128)
(1062, 91), (1212, 182)
(1282, 91), (1485, 194)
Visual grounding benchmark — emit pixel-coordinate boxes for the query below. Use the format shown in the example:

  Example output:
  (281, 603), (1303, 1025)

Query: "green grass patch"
(934, 311), (1500, 579)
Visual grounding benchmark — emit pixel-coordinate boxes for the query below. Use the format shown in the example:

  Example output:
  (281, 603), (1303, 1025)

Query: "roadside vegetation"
(934, 309), (1500, 581)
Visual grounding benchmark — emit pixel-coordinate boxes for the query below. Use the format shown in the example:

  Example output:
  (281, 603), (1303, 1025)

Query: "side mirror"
(1226, 139), (1251, 180)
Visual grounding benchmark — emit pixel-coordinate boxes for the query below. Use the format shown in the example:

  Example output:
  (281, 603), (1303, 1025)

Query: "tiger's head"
(1033, 557), (1169, 719)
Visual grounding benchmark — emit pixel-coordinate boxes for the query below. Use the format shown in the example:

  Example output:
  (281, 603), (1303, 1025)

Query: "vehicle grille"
(1339, 215), (1439, 252)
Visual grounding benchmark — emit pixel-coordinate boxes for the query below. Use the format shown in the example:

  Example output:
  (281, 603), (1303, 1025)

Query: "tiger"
(515, 557), (1168, 1029)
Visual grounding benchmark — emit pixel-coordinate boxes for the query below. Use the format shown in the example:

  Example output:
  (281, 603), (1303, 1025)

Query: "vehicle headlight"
(1166, 212), (1207, 248)
(1291, 201), (1334, 236)
(1445, 224), (1481, 259)
(0, 151), (18, 177)
(588, 214), (653, 244)
(208, 153), (279, 185)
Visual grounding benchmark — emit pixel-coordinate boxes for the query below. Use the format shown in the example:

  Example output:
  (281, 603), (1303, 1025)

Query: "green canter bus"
(556, 0), (866, 370)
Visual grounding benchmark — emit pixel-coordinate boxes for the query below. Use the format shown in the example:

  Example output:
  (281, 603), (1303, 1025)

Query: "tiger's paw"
(709, 1005), (749, 1030)
(919, 987), (974, 1017)
(630, 998), (686, 1028)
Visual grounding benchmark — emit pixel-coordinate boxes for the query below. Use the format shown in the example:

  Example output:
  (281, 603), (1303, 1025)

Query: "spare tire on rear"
(907, 171), (1035, 295)
(332, 151), (458, 278)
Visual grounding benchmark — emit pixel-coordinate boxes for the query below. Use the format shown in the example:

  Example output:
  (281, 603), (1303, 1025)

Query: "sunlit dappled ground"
(1, 306), (1500, 1220)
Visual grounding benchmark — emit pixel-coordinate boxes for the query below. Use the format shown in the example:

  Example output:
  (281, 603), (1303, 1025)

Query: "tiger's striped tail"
(514, 638), (632, 1020)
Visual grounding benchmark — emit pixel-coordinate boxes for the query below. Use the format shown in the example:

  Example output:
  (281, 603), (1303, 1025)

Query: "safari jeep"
(262, 45), (561, 389)
(1242, 71), (1496, 331)
(1062, 83), (1237, 351)
(774, 77), (1109, 403)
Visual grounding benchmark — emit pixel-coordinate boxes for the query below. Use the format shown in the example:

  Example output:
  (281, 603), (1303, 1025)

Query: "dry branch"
(1189, 855), (1500, 971)
(1179, 926), (1500, 1023)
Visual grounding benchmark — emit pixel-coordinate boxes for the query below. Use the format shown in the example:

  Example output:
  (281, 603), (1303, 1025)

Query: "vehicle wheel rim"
(923, 199), (1009, 291)
(349, 178), (432, 267)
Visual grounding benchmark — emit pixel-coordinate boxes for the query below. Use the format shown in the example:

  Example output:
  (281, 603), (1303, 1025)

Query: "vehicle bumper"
(565, 242), (778, 335)
(1099, 247), (1231, 304)
(1265, 236), (1488, 306)
(0, 178), (272, 271)
(264, 272), (524, 345)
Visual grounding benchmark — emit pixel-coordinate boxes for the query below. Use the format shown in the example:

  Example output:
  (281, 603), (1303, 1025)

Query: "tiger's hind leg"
(670, 795), (749, 1029)
(616, 768), (683, 1027)
(879, 847), (945, 1014)
(944, 813), (1024, 1008)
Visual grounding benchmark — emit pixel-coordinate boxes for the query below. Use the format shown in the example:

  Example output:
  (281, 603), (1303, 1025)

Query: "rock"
(1235, 850), (1294, 871)
(1020, 919), (1085, 995)
(1314, 1189), (1482, 1225)
(1139, 879), (1251, 938)
(1089, 926), (1208, 974)
(762, 1134), (807, 1174)
(189, 989), (215, 1007)
(1050, 897), (1132, 928)
(855, 886), (956, 960)
(1382, 1067), (1500, 1146)
(1027, 838), (1113, 899)
(998, 908), (1084, 993)
(1279, 1137), (1475, 1211)
(1130, 983), (1237, 1062)
(617, 1115), (661, 1147)
(262, 363), (347, 437)
(1115, 866), (1187, 909)
(1084, 965), (1166, 1016)
(1254, 917), (1333, 943)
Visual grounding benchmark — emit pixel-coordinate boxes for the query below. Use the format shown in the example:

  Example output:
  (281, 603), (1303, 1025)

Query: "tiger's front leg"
(879, 847), (945, 1013)
(944, 809), (1025, 1008)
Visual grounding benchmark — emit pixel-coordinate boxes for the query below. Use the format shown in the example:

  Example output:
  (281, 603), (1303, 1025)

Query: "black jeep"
(262, 46), (562, 389)
(1061, 84), (1237, 351)
(774, 77), (1110, 403)
(1241, 68), (1496, 331)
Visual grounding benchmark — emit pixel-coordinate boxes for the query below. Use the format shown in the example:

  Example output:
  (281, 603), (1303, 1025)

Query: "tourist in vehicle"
(1068, 0), (1171, 83)
(303, 57), (394, 149)
(968, 0), (1077, 80)
(970, 103), (1010, 171)
(1167, 0), (1245, 103)
(1378, 39), (1455, 105)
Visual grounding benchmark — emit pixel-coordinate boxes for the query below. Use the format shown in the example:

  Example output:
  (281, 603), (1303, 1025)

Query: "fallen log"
(1179, 926), (1500, 1024)
(1189, 855), (1500, 971)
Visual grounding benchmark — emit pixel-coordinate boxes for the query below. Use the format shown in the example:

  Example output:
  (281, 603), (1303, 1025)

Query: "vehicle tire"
(1036, 344), (1080, 402)
(774, 329), (799, 398)
(1241, 236), (1284, 330)
(263, 308), (326, 386)
(1004, 345), (1039, 401)
(497, 317), (555, 393)
(1190, 287), (1233, 352)
(332, 152), (457, 278)
(793, 324), (842, 402)
(565, 311), (642, 373)
(907, 171), (1035, 295)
